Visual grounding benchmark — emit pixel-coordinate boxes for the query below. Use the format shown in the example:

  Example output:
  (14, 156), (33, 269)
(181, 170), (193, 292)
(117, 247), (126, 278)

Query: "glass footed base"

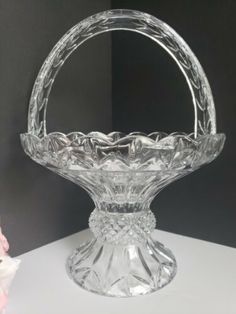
(67, 237), (177, 297)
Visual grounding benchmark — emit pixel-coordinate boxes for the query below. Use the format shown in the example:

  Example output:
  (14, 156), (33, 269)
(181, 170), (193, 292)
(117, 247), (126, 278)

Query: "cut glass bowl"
(21, 9), (225, 297)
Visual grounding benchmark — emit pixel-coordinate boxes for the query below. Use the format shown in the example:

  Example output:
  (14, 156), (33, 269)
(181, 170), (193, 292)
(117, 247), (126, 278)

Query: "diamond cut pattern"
(89, 209), (156, 245)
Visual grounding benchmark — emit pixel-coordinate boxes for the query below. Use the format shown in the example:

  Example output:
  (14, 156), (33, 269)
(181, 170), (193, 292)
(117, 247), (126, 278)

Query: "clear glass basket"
(21, 9), (225, 297)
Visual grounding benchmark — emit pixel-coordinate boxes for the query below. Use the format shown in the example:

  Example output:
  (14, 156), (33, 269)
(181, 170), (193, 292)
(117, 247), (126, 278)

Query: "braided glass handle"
(28, 9), (216, 138)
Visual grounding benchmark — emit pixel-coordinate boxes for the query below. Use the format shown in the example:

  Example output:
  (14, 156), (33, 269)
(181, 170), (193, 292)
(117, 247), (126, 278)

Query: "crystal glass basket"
(21, 9), (225, 297)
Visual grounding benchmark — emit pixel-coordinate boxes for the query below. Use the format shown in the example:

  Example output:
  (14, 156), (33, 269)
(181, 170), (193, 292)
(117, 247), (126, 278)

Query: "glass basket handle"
(27, 9), (217, 138)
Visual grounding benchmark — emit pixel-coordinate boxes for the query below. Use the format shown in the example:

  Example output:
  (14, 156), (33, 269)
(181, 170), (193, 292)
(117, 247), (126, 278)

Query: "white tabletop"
(6, 229), (236, 314)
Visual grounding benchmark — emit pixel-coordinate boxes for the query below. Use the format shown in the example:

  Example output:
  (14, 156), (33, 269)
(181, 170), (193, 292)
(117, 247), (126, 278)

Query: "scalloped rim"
(21, 131), (226, 169)
(22, 131), (199, 145)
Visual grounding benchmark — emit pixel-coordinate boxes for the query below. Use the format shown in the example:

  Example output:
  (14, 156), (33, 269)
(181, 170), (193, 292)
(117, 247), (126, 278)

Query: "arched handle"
(28, 9), (217, 138)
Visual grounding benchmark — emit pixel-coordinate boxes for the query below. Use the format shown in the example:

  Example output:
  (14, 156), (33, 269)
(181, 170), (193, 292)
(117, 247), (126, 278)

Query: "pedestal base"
(67, 237), (177, 297)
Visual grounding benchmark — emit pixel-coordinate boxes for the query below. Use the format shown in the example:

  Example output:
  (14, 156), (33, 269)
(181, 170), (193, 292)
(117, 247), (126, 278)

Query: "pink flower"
(0, 292), (7, 311)
(0, 229), (9, 256)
